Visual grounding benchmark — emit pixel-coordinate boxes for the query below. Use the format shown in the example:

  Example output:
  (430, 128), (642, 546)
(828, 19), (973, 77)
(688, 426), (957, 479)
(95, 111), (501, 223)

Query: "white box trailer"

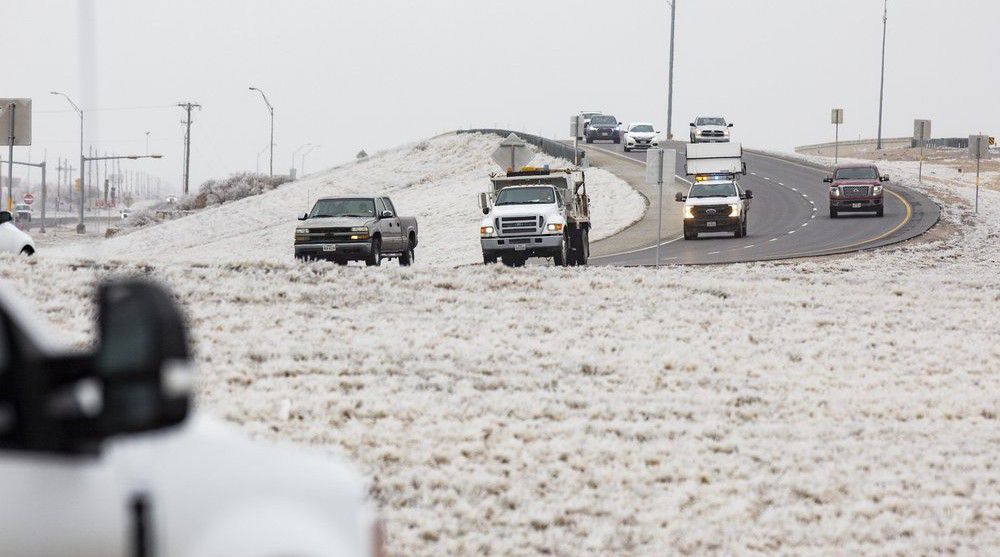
(685, 142), (746, 176)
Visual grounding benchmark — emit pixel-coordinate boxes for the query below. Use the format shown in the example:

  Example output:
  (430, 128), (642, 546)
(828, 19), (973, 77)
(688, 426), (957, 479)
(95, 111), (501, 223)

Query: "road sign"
(645, 148), (677, 186)
(913, 119), (931, 141)
(570, 115), (584, 140)
(0, 99), (32, 146)
(969, 135), (989, 159)
(22, 193), (34, 205)
(831, 108), (844, 125)
(990, 137), (996, 147)
(491, 133), (533, 170)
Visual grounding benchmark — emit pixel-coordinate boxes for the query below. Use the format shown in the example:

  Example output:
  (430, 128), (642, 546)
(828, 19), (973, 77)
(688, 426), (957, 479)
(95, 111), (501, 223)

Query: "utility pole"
(249, 87), (274, 176)
(666, 0), (677, 140)
(876, 0), (888, 150)
(177, 102), (201, 196)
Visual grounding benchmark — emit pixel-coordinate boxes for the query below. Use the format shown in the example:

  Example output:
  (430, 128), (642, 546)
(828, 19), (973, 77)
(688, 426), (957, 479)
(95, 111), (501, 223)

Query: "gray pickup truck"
(294, 195), (418, 266)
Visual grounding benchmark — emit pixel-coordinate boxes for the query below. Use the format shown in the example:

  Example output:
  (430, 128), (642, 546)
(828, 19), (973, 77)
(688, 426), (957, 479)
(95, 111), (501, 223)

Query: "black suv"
(585, 114), (621, 144)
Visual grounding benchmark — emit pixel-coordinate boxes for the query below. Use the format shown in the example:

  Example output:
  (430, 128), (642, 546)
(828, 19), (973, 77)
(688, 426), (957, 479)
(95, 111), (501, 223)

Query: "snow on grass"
(50, 133), (643, 268)
(2, 150), (998, 555)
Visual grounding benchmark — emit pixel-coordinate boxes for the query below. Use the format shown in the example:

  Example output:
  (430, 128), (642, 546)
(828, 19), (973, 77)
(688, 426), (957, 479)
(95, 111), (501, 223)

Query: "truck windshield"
(309, 198), (376, 218)
(834, 167), (879, 180)
(689, 183), (737, 198)
(590, 116), (617, 126)
(495, 187), (556, 206)
(630, 125), (654, 132)
(696, 117), (726, 126)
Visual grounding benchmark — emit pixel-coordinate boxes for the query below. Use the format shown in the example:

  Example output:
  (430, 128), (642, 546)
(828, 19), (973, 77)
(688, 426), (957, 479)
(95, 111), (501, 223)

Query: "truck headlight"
(830, 187), (841, 197)
(296, 228), (309, 234)
(547, 223), (563, 232)
(730, 203), (741, 216)
(873, 185), (883, 195)
(480, 226), (495, 236)
(684, 205), (695, 219)
(351, 226), (368, 232)
(351, 234), (370, 240)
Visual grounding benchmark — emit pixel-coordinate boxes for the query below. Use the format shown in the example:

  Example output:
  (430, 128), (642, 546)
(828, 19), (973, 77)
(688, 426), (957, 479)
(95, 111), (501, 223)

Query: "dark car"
(825, 164), (888, 218)
(585, 114), (621, 144)
(294, 196), (418, 266)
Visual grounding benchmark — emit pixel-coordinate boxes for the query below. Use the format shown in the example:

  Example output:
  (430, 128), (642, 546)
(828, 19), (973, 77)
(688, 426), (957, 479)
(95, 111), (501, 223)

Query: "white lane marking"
(769, 238), (778, 242)
(791, 187), (798, 191)
(708, 250), (721, 255)
(801, 223), (809, 227)
(811, 214), (816, 219)
(802, 194), (809, 198)
(744, 245), (755, 249)
(763, 176), (772, 181)
(777, 182), (785, 186)
(809, 200), (815, 205)
(788, 230), (796, 234)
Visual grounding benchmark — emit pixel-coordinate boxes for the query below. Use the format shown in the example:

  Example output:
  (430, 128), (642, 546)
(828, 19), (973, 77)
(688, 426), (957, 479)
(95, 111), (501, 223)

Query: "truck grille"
(701, 130), (725, 137)
(693, 205), (733, 218)
(841, 186), (871, 197)
(497, 216), (542, 236)
(302, 227), (355, 242)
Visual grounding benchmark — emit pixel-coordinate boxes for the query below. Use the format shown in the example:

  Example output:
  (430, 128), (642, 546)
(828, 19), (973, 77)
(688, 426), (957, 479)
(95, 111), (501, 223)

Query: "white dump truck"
(479, 166), (591, 266)
(675, 143), (753, 239)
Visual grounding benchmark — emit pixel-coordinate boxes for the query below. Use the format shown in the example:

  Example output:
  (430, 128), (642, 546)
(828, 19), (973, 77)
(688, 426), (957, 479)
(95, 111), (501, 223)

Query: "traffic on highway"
(3, 1), (995, 556)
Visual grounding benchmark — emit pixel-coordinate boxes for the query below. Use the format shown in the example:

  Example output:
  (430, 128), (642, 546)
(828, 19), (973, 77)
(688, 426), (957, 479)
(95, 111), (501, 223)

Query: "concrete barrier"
(458, 129), (584, 165)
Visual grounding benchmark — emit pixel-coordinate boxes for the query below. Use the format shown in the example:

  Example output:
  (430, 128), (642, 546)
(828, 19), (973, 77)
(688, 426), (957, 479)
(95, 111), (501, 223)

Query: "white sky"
(3, 0), (998, 193)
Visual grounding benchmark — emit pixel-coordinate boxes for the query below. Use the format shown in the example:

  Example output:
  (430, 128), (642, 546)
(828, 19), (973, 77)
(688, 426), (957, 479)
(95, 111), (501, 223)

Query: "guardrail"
(796, 137), (975, 154)
(458, 129), (584, 165)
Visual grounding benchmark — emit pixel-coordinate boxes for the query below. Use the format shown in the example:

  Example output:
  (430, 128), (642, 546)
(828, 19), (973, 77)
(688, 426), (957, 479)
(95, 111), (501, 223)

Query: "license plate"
(852, 203), (862, 209)
(514, 244), (527, 251)
(322, 244), (337, 252)
(706, 221), (717, 227)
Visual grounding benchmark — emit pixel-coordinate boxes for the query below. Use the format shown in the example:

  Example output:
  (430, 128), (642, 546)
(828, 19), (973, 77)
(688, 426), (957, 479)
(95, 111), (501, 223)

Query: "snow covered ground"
(50, 133), (644, 267)
(2, 151), (998, 555)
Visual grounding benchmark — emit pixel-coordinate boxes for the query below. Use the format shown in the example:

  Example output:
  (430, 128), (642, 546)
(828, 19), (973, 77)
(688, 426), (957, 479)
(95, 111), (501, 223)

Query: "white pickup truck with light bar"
(479, 166), (591, 266)
(675, 143), (753, 240)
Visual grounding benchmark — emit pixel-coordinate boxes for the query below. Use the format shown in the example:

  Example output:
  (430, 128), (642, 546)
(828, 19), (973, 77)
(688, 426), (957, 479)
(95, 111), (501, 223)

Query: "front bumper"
(831, 197), (883, 211)
(295, 241), (372, 260)
(626, 140), (659, 150)
(685, 216), (741, 232)
(481, 234), (563, 257)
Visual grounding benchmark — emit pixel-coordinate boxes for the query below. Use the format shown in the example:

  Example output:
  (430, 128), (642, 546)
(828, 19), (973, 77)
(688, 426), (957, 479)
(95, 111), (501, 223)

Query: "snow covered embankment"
(56, 133), (643, 267)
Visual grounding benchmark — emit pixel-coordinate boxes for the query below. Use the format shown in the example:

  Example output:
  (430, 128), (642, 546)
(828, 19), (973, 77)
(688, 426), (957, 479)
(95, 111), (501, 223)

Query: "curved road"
(587, 141), (940, 266)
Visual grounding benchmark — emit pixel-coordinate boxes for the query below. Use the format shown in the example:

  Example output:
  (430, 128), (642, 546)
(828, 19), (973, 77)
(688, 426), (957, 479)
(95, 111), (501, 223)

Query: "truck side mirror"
(728, 123), (734, 128)
(380, 210), (393, 219)
(0, 211), (10, 224)
(675, 192), (686, 202)
(880, 176), (890, 182)
(93, 279), (191, 437)
(298, 212), (308, 221)
(478, 192), (490, 214)
(823, 177), (834, 183)
(688, 123), (695, 127)
(745, 190), (753, 199)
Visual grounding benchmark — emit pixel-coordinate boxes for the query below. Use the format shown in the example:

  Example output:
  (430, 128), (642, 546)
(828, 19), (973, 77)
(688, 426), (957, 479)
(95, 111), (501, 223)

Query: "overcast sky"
(3, 0), (998, 193)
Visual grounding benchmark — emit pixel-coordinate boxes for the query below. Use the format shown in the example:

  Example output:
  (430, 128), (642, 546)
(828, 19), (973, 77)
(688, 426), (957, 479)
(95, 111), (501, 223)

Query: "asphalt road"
(586, 140), (940, 266)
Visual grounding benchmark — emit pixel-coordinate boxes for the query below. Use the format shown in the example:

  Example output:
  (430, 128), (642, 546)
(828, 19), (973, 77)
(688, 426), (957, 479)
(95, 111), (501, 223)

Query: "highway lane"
(586, 141), (939, 266)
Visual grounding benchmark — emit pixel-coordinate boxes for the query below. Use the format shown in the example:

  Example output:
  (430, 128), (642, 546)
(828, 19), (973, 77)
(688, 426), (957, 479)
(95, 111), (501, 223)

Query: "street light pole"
(876, 0), (888, 150)
(301, 145), (320, 176)
(291, 143), (311, 178)
(249, 87), (274, 176)
(51, 91), (86, 233)
(666, 0), (677, 140)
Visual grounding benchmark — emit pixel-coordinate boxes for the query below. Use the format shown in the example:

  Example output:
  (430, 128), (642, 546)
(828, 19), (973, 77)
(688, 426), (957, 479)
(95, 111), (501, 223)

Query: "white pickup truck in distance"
(676, 143), (753, 239)
(0, 279), (381, 557)
(689, 116), (733, 143)
(479, 167), (591, 267)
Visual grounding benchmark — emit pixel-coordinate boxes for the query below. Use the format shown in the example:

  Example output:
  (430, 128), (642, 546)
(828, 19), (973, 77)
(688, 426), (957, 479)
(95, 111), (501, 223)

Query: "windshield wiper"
(310, 214), (336, 218)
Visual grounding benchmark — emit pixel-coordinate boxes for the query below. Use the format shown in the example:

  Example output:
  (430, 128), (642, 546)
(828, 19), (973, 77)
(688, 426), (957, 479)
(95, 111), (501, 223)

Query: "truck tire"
(740, 220), (748, 238)
(483, 253), (498, 265)
(554, 234), (569, 267)
(399, 245), (415, 266)
(829, 208), (837, 219)
(684, 229), (697, 240)
(876, 207), (884, 217)
(365, 238), (381, 267)
(586, 137), (593, 144)
(572, 227), (590, 265)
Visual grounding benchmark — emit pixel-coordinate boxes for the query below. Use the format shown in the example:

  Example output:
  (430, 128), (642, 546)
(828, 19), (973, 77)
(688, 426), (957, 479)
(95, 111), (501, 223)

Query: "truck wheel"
(829, 208), (837, 219)
(399, 242), (415, 266)
(684, 229), (696, 240)
(554, 234), (569, 266)
(876, 207), (884, 217)
(741, 220), (748, 238)
(572, 228), (590, 265)
(585, 138), (593, 144)
(365, 238), (381, 267)
(483, 253), (498, 265)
